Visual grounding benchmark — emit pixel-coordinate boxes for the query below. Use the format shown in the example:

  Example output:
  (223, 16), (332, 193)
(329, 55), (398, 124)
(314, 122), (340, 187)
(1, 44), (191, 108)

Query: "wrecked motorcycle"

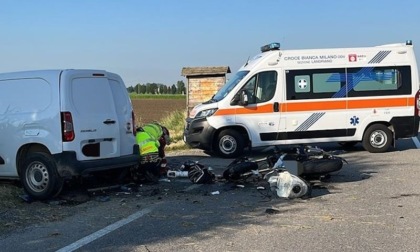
(223, 145), (347, 182)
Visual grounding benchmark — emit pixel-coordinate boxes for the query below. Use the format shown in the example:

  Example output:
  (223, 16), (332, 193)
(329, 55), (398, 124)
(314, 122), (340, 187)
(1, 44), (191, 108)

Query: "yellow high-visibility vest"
(136, 131), (159, 155)
(143, 123), (163, 140)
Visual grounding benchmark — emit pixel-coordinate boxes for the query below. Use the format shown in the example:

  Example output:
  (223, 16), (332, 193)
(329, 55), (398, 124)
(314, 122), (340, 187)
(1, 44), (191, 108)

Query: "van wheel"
(216, 129), (244, 158)
(20, 152), (64, 200)
(362, 124), (392, 153)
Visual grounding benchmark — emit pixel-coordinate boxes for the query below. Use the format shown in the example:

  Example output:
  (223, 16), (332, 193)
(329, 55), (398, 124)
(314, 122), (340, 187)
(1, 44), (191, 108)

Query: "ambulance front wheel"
(362, 124), (392, 153)
(216, 129), (244, 158)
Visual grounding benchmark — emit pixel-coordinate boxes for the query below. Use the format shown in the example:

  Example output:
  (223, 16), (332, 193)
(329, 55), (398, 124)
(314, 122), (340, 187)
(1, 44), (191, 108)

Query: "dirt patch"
(131, 98), (186, 124)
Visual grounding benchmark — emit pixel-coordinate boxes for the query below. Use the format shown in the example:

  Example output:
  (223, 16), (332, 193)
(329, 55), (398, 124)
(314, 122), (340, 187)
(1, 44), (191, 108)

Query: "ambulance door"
(284, 68), (348, 143)
(234, 70), (285, 146)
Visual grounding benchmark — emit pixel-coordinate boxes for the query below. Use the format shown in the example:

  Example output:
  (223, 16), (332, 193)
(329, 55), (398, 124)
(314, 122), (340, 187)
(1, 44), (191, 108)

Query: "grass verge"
(158, 109), (190, 152)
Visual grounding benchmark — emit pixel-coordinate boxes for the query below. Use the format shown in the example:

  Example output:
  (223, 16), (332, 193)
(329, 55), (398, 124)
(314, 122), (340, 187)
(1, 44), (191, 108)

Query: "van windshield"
(211, 71), (249, 102)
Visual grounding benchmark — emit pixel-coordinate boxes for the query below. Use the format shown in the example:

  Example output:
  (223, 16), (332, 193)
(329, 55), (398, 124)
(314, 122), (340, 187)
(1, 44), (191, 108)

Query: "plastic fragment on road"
(167, 170), (189, 178)
(267, 171), (310, 199)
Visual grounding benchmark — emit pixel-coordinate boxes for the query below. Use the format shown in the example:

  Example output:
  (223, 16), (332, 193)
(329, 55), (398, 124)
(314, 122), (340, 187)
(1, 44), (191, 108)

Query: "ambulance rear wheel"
(216, 129), (244, 158)
(362, 124), (392, 153)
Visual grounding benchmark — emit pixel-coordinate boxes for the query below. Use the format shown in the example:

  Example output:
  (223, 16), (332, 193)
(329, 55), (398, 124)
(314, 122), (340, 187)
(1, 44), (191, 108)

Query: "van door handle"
(273, 102), (279, 112)
(103, 119), (116, 124)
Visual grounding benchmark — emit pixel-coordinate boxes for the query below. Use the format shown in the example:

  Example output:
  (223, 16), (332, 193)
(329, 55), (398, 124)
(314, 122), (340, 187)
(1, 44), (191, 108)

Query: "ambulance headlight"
(195, 108), (217, 118)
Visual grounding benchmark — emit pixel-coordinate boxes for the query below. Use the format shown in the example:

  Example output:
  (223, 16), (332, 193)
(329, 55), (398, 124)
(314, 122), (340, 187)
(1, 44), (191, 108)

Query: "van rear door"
(107, 73), (136, 156)
(60, 70), (122, 161)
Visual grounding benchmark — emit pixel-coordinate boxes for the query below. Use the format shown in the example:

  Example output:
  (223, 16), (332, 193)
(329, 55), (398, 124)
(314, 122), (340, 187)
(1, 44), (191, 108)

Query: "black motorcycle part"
(301, 158), (343, 176)
(223, 161), (259, 181)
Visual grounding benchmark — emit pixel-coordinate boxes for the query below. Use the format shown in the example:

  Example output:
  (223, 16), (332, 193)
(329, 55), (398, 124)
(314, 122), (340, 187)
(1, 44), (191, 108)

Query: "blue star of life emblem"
(350, 116), (359, 126)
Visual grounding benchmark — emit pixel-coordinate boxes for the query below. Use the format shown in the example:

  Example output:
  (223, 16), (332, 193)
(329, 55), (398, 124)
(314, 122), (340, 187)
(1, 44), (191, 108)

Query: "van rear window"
(71, 78), (114, 115)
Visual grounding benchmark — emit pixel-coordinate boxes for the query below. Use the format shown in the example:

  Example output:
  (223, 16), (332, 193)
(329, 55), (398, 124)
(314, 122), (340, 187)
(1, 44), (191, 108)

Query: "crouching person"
(143, 122), (170, 176)
(134, 127), (162, 183)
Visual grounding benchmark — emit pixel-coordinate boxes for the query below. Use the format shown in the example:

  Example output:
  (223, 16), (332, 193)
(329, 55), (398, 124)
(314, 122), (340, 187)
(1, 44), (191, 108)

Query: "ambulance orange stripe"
(214, 104), (273, 116)
(347, 98), (409, 109)
(283, 100), (346, 112)
(213, 97), (414, 116)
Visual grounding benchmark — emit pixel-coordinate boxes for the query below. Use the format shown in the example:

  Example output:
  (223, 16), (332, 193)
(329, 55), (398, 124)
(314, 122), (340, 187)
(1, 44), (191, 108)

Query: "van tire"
(362, 124), (392, 153)
(20, 152), (64, 200)
(216, 129), (244, 158)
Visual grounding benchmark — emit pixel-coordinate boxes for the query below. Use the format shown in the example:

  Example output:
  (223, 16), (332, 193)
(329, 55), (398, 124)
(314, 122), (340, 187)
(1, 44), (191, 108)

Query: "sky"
(1, 0), (419, 87)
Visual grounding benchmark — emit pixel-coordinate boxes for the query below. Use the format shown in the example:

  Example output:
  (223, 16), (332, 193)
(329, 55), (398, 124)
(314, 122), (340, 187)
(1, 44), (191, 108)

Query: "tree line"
(126, 80), (186, 94)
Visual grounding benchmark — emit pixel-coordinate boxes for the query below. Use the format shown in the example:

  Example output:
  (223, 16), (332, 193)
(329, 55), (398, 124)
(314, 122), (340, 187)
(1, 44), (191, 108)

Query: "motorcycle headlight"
(195, 108), (217, 118)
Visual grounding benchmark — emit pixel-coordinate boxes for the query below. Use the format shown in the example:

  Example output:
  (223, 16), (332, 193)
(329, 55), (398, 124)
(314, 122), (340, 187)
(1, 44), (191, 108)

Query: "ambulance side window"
(237, 71), (277, 105)
(286, 66), (411, 100)
(257, 71), (277, 102)
(286, 68), (345, 100)
(347, 66), (411, 97)
(240, 75), (257, 104)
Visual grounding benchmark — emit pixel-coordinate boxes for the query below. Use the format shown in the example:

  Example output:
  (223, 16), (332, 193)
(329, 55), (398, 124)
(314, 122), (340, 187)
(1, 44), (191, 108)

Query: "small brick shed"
(181, 66), (231, 115)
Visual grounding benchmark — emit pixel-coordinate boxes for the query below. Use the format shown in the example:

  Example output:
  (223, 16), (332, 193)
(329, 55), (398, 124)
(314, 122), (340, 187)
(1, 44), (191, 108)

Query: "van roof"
(0, 69), (110, 79)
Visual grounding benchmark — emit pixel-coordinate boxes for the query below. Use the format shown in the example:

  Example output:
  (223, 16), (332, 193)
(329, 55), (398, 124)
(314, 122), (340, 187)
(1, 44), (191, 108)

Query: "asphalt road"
(1, 138), (420, 252)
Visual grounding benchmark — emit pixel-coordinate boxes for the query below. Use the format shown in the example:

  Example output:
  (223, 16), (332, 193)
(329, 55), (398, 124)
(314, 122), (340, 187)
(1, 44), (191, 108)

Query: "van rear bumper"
(53, 145), (140, 177)
(183, 117), (216, 152)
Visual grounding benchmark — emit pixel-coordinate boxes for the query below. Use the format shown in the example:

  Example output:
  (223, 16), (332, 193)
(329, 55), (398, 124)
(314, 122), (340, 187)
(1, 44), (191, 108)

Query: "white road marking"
(56, 208), (152, 252)
(411, 137), (420, 149)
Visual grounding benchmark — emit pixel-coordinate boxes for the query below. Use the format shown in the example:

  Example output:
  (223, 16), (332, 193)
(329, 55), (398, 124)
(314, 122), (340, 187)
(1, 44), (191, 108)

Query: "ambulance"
(184, 41), (420, 158)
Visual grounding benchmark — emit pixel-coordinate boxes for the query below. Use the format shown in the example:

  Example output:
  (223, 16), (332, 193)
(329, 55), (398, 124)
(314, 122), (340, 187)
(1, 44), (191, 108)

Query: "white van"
(184, 41), (420, 158)
(0, 69), (139, 199)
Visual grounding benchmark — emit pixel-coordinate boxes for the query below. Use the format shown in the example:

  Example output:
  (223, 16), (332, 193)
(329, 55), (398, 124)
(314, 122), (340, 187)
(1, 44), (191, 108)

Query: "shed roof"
(181, 66), (231, 77)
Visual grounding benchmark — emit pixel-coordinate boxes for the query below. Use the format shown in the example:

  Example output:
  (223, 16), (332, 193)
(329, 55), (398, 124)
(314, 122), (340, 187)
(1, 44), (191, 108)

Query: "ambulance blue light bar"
(261, 42), (280, 52)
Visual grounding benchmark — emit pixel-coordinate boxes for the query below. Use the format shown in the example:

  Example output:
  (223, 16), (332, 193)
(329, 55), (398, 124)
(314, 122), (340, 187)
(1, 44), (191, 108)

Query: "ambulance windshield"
(212, 71), (249, 102)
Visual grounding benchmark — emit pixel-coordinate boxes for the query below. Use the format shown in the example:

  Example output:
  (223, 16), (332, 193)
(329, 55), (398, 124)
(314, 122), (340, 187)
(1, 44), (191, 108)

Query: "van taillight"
(61, 112), (75, 141)
(132, 111), (136, 136)
(415, 90), (420, 117)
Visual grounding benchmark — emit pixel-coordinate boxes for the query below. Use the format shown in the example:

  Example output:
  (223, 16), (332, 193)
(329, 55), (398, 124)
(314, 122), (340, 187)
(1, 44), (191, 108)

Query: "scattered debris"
(167, 170), (189, 178)
(19, 194), (32, 203)
(211, 191), (220, 195)
(95, 196), (110, 202)
(87, 185), (120, 193)
(188, 163), (215, 184)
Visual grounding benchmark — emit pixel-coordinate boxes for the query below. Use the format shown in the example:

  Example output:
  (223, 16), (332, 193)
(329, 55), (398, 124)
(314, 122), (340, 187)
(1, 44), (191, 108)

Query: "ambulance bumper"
(183, 117), (216, 151)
